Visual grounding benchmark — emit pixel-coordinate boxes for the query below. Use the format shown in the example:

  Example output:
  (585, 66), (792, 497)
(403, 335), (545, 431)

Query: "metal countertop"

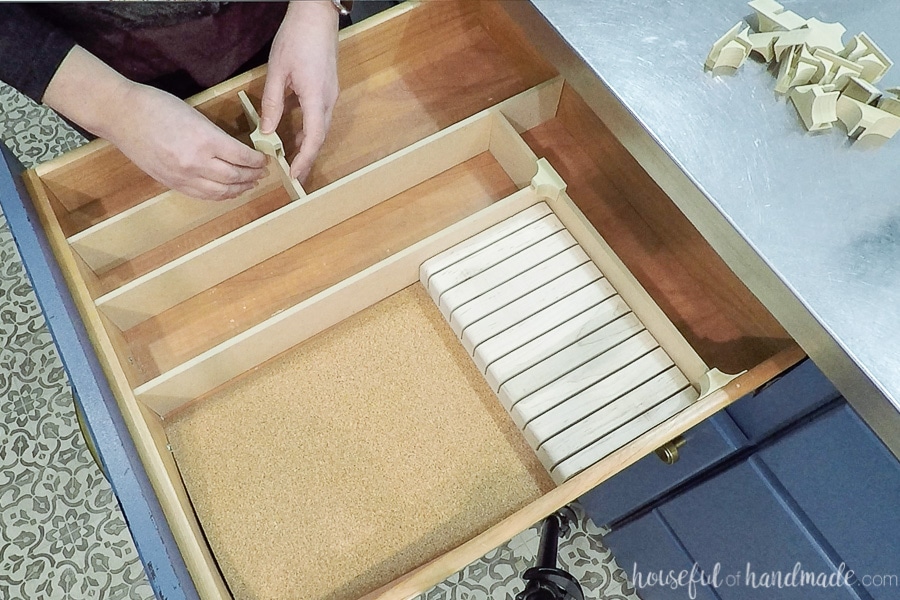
(523, 0), (900, 454)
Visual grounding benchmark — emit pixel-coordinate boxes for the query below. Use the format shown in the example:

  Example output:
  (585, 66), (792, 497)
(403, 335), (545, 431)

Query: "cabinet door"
(759, 403), (900, 600)
(606, 458), (866, 600)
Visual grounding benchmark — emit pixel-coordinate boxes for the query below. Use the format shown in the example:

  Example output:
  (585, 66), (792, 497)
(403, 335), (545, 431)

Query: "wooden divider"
(67, 172), (285, 273)
(94, 79), (565, 331)
(134, 188), (541, 415)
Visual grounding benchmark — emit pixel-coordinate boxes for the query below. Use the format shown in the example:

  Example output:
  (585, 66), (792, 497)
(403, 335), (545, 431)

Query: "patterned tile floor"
(0, 62), (640, 600)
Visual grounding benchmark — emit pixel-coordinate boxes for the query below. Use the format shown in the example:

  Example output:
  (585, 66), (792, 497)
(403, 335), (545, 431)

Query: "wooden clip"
(842, 32), (893, 84)
(837, 95), (900, 140)
(237, 90), (305, 201)
(841, 76), (882, 106)
(790, 83), (840, 131)
(748, 31), (780, 62)
(530, 158), (567, 201)
(706, 23), (753, 71)
(803, 18), (847, 54)
(774, 45), (820, 95)
(812, 48), (864, 88)
(748, 0), (807, 32)
(877, 89), (900, 117)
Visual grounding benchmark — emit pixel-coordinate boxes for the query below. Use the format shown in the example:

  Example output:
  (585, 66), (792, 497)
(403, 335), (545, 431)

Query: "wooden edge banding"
(546, 191), (711, 386)
(21, 170), (231, 599)
(135, 188), (541, 416)
(360, 344), (805, 600)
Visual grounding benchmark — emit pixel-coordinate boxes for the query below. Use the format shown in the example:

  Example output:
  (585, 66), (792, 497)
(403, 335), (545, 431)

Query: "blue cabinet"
(585, 361), (900, 600)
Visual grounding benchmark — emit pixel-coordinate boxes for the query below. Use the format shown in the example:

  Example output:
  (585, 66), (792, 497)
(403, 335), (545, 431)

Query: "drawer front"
(759, 403), (900, 600)
(580, 412), (747, 527)
(725, 359), (840, 442)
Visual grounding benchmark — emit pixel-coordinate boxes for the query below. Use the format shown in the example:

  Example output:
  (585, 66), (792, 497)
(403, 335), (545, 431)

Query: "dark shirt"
(0, 3), (286, 102)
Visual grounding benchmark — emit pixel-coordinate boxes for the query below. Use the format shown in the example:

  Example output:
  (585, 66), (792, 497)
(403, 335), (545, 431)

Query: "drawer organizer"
(22, 2), (802, 599)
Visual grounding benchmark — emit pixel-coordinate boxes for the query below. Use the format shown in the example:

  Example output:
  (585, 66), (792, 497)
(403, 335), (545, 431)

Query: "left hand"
(260, 1), (340, 181)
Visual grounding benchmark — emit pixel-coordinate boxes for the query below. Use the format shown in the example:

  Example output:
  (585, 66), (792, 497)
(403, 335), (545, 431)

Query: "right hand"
(106, 83), (269, 201)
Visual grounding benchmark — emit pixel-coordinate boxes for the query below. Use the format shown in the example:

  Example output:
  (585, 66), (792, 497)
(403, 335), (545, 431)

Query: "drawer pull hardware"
(655, 436), (687, 465)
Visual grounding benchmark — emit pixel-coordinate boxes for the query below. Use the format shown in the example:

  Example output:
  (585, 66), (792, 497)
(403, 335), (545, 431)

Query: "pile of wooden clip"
(706, 0), (900, 142)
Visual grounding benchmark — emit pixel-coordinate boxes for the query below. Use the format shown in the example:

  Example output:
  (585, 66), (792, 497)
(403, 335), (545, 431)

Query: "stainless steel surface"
(517, 0), (900, 454)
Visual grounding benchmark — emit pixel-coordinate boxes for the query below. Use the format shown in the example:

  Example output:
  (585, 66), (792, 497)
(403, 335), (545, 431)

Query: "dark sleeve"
(0, 5), (77, 102)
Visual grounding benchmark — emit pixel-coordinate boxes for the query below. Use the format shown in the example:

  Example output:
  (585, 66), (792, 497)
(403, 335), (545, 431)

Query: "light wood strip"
(537, 369), (695, 469)
(489, 111), (539, 188)
(498, 312), (644, 410)
(526, 356), (686, 449)
(461, 261), (601, 354)
(419, 203), (551, 289)
(133, 188), (540, 415)
(67, 171), (283, 273)
(550, 388), (699, 484)
(473, 281), (615, 375)
(439, 230), (577, 320)
(428, 214), (564, 307)
(512, 333), (664, 432)
(449, 246), (590, 337)
(487, 294), (631, 396)
(95, 110), (495, 331)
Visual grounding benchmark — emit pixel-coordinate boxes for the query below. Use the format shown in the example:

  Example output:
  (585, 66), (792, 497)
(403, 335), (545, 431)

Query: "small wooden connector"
(748, 31), (781, 62)
(774, 45), (820, 95)
(237, 90), (305, 201)
(790, 83), (840, 131)
(842, 33), (893, 84)
(803, 18), (847, 54)
(812, 48), (864, 88)
(841, 76), (882, 106)
(748, 0), (807, 32)
(836, 95), (900, 140)
(706, 23), (753, 71)
(530, 158), (567, 201)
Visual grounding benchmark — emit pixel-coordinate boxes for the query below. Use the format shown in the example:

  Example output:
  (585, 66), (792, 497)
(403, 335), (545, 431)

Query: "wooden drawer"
(22, 2), (802, 599)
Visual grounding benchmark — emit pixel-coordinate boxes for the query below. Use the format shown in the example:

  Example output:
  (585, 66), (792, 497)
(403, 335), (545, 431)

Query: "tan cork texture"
(165, 283), (554, 600)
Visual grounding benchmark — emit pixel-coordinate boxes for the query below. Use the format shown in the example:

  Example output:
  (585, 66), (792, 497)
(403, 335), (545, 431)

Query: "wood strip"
(550, 388), (699, 484)
(498, 312), (644, 410)
(358, 345), (805, 600)
(525, 352), (683, 448)
(474, 280), (616, 375)
(21, 171), (231, 599)
(536, 369), (695, 469)
(428, 214), (564, 308)
(489, 111), (539, 188)
(95, 110), (495, 330)
(419, 203), (551, 289)
(133, 188), (541, 415)
(461, 260), (601, 354)
(440, 230), (577, 320)
(512, 333), (664, 432)
(67, 172), (283, 273)
(449, 246), (591, 337)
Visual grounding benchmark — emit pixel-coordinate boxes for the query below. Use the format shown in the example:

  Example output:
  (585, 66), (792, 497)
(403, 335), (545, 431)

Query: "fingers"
(260, 68), (287, 134)
(289, 98), (332, 180)
(207, 157), (268, 186)
(184, 177), (258, 202)
(214, 130), (268, 169)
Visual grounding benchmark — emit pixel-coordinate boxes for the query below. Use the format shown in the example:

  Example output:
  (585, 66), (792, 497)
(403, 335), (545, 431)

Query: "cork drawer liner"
(22, 2), (802, 599)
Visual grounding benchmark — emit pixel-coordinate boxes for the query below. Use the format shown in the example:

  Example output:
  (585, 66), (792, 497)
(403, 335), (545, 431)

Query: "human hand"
(44, 46), (268, 201)
(260, 0), (340, 181)
(107, 84), (269, 201)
